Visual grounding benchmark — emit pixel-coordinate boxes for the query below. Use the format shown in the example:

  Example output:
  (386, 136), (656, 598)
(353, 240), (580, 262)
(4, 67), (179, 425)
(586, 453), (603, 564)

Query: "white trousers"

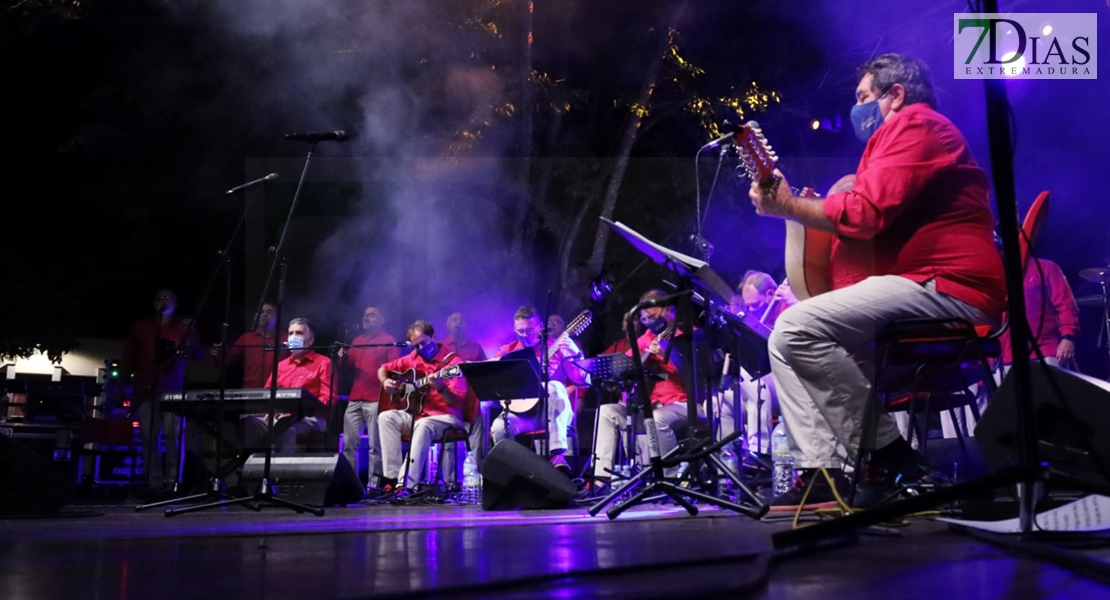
(378, 410), (463, 488)
(594, 401), (689, 478)
(489, 381), (573, 452)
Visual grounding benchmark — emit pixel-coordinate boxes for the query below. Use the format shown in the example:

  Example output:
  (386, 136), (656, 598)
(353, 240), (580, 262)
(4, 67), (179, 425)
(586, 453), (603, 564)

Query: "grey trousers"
(769, 276), (990, 469)
(717, 368), (777, 454)
(342, 400), (381, 485)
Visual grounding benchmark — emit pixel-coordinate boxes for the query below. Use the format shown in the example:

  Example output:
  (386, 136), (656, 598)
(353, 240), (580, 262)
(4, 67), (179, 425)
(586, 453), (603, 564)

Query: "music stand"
(574, 353), (643, 492)
(459, 359), (543, 401)
(590, 219), (767, 520)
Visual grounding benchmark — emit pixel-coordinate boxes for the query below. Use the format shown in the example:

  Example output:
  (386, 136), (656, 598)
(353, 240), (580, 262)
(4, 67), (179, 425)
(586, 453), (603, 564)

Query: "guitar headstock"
(565, 310), (593, 337)
(733, 121), (777, 187)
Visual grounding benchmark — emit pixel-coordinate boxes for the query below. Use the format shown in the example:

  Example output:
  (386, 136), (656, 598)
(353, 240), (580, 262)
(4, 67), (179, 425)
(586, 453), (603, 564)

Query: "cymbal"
(1078, 267), (1110, 283)
(1077, 295), (1106, 308)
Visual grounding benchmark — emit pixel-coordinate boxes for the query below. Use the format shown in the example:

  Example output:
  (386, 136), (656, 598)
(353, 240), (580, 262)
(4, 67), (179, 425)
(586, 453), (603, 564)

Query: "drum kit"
(1076, 266), (1110, 371)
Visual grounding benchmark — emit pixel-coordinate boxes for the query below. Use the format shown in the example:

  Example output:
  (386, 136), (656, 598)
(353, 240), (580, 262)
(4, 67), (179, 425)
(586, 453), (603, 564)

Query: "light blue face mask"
(850, 93), (888, 142)
(287, 335), (306, 350)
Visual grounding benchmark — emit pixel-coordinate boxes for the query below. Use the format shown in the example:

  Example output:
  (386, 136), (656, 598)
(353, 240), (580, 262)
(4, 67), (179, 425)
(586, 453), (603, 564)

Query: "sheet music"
(937, 494), (1110, 533)
(605, 218), (708, 270)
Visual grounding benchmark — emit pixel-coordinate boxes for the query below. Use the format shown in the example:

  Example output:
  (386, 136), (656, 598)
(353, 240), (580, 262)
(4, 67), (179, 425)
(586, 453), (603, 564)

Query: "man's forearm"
(784, 195), (836, 232)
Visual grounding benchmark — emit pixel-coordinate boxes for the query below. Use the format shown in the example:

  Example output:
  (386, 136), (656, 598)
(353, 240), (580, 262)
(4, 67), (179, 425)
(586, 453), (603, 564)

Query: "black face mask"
(643, 315), (668, 335)
(417, 341), (439, 361)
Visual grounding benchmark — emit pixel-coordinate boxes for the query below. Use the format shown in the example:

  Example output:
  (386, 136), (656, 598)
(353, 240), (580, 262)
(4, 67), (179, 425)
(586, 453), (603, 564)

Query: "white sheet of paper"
(937, 494), (1110, 533)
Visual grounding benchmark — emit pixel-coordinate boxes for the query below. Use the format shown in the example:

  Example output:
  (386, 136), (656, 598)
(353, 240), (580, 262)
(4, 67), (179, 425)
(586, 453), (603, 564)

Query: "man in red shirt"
(749, 53), (1006, 510)
(120, 288), (200, 496)
(718, 271), (796, 460)
(339, 306), (400, 488)
(441, 311), (488, 362)
(211, 302), (289, 388)
(594, 289), (691, 479)
(376, 320), (468, 492)
(489, 306), (587, 474)
(1000, 257), (1081, 369)
(244, 318), (333, 453)
(439, 311), (487, 481)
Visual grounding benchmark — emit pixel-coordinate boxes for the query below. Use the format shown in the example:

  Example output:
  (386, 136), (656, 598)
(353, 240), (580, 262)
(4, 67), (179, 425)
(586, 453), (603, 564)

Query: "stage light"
(1001, 50), (1027, 76)
(810, 114), (842, 133)
(1041, 23), (1052, 36)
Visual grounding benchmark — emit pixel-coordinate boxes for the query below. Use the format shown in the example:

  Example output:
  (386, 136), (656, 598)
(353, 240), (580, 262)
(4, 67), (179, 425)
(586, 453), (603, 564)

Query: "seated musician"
(594, 289), (691, 480)
(489, 306), (586, 474)
(243, 317), (332, 453)
(747, 54), (1005, 510)
(718, 271), (795, 462)
(376, 320), (468, 493)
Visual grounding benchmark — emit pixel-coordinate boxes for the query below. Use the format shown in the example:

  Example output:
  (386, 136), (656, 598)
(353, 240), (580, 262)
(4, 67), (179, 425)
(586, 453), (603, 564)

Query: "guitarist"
(748, 53), (1005, 511)
(376, 320), (467, 493)
(489, 306), (587, 474)
(594, 289), (691, 481)
(718, 271), (797, 464)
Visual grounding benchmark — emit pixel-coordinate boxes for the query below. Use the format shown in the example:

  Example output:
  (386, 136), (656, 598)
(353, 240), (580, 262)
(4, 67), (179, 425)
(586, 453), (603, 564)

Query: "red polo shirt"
(822, 103), (1006, 320)
(1001, 258), (1081, 362)
(345, 331), (401, 402)
(630, 329), (687, 406)
(225, 330), (289, 388)
(379, 345), (467, 420)
(265, 350), (333, 407)
(121, 315), (200, 397)
(441, 336), (488, 362)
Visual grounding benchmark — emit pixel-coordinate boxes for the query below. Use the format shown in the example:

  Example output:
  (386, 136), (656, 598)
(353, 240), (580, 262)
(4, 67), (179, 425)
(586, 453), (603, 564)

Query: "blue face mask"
(643, 315), (669, 335)
(850, 96), (886, 143)
(287, 335), (306, 350)
(417, 341), (438, 361)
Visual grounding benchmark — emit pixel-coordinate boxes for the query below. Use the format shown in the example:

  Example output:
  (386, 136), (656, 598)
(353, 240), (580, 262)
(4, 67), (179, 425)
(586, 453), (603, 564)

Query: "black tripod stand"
(166, 141), (329, 517)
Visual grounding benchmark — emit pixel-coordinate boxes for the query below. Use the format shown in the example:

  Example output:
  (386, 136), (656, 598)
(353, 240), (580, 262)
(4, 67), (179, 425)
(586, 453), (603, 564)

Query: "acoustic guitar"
(378, 362), (463, 415)
(734, 122), (834, 300)
(505, 309), (593, 414)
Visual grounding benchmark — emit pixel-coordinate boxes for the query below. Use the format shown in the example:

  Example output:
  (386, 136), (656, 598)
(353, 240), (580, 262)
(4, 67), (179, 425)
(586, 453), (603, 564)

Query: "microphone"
(700, 131), (736, 151)
(285, 130), (349, 143)
(640, 289), (694, 309)
(225, 173), (278, 195)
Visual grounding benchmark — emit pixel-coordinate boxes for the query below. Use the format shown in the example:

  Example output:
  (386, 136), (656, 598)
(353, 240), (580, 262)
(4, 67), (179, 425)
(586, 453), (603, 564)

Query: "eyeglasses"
(515, 327), (539, 336)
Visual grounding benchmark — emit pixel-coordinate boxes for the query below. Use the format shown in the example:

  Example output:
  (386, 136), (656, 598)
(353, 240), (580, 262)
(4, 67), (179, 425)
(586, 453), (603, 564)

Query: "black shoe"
(765, 468), (852, 513)
(852, 440), (933, 509)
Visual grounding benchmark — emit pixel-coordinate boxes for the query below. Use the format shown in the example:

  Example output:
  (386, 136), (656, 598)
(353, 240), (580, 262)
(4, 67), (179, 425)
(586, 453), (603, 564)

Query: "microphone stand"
(174, 142), (324, 517)
(140, 176), (272, 515)
(538, 292), (554, 459)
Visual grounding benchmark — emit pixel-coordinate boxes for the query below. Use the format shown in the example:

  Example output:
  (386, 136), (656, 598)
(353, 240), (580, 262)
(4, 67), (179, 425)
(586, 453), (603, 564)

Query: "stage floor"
(4, 496), (1110, 600)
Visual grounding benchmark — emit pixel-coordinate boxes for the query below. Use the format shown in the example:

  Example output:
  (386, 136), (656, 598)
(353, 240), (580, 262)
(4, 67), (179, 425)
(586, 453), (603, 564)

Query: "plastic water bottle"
(462, 451), (482, 505)
(719, 445), (739, 500)
(771, 422), (795, 496)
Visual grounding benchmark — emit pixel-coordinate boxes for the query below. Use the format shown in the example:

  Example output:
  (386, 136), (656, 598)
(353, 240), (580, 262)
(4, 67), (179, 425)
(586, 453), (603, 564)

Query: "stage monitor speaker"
(975, 361), (1110, 485)
(0, 434), (75, 515)
(240, 452), (364, 506)
(480, 440), (576, 511)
